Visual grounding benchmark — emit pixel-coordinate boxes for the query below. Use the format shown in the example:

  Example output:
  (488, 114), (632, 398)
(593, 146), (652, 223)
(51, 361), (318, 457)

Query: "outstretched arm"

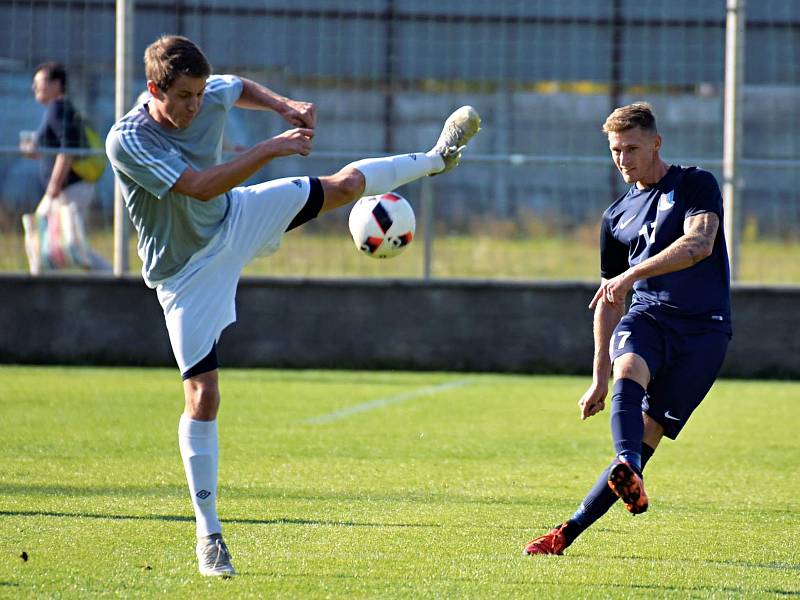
(171, 127), (314, 201)
(234, 78), (315, 129)
(579, 281), (626, 420)
(590, 212), (719, 308)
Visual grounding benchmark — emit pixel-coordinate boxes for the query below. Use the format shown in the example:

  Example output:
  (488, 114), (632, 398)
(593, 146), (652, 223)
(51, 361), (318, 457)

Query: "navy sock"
(563, 443), (655, 546)
(610, 378), (646, 472)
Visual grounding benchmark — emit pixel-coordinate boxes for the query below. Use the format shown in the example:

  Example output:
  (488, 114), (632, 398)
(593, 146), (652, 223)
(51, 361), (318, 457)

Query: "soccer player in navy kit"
(524, 102), (732, 555)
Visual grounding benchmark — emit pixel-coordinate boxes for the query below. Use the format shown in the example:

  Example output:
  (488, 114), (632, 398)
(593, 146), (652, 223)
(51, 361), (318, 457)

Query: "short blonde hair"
(602, 102), (657, 135)
(144, 35), (211, 91)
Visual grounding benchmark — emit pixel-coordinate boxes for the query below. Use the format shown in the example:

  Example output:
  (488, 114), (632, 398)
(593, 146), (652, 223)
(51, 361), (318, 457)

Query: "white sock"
(347, 152), (446, 196)
(178, 414), (221, 538)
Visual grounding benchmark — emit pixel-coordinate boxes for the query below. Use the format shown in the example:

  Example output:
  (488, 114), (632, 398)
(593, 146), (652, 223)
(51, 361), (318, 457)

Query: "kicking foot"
(523, 522), (570, 556)
(430, 105), (481, 175)
(608, 459), (649, 514)
(196, 533), (236, 577)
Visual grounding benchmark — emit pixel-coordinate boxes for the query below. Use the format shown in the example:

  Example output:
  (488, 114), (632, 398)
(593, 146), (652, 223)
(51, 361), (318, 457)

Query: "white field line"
(303, 380), (474, 425)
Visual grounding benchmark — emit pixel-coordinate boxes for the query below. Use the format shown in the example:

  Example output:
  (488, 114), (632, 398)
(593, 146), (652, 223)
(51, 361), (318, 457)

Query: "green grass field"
(2, 228), (800, 283)
(1, 367), (798, 598)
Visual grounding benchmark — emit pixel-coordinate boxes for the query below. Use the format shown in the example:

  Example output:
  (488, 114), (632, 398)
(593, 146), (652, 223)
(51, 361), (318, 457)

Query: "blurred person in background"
(20, 61), (111, 271)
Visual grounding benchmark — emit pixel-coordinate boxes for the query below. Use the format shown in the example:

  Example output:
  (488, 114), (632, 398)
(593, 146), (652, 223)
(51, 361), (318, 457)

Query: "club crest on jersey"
(657, 190), (675, 212)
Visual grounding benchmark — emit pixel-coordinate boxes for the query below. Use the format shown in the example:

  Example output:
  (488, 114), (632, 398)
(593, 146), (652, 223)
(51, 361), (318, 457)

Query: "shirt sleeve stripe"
(115, 122), (174, 182)
(126, 127), (182, 183)
(117, 130), (177, 186)
(116, 124), (182, 185)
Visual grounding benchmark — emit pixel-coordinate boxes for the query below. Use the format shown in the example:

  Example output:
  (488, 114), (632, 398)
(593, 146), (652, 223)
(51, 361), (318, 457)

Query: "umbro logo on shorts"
(196, 489), (211, 499)
(292, 179), (303, 188)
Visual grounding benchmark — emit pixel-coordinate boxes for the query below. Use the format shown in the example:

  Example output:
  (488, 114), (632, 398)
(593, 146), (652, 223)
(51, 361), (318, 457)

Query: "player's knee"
(320, 168), (366, 212)
(333, 168), (366, 199)
(186, 389), (219, 420)
(613, 353), (650, 387)
(183, 376), (220, 420)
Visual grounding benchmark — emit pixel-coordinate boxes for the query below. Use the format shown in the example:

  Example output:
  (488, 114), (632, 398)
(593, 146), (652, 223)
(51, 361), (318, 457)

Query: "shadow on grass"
(212, 570), (800, 598)
(602, 552), (800, 573)
(599, 583), (800, 597)
(0, 482), (185, 498)
(0, 481), (545, 508)
(536, 581), (799, 596)
(0, 510), (437, 529)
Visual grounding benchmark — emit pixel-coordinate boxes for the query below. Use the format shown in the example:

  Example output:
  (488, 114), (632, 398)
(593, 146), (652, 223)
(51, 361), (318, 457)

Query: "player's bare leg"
(183, 369), (220, 420)
(642, 414), (664, 449)
(318, 168), (366, 213)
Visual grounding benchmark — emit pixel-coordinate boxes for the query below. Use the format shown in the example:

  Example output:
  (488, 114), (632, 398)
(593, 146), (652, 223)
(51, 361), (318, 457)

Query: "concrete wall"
(0, 275), (797, 379)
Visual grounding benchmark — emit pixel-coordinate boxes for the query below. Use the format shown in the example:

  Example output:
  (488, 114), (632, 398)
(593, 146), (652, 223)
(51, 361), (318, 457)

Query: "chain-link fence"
(1, 0), (798, 282)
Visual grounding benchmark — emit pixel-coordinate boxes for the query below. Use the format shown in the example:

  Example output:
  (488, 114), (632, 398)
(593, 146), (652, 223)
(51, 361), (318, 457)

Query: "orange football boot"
(608, 459), (649, 514)
(523, 522), (570, 556)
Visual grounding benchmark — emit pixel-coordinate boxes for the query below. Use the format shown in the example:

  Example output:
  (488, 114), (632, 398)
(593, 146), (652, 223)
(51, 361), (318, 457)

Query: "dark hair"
(602, 102), (657, 135)
(144, 35), (211, 91)
(34, 61), (67, 91)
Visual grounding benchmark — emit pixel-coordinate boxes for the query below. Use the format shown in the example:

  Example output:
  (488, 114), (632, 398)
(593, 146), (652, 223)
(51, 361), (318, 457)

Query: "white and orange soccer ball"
(348, 192), (416, 259)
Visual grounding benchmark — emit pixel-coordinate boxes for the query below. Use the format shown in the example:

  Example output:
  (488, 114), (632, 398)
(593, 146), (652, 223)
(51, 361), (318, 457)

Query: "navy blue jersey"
(36, 98), (86, 188)
(600, 165), (731, 330)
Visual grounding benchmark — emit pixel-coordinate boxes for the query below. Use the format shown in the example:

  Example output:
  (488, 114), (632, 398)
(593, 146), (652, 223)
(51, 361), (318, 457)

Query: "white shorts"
(156, 177), (312, 374)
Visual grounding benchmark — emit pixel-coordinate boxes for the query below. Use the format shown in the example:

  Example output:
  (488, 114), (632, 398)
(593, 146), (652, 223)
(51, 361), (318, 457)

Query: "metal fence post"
(421, 176), (434, 280)
(113, 0), (133, 275)
(723, 0), (745, 280)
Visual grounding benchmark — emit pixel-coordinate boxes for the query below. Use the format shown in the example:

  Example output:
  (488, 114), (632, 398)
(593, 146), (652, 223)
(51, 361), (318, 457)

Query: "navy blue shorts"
(610, 309), (730, 439)
(182, 341), (218, 380)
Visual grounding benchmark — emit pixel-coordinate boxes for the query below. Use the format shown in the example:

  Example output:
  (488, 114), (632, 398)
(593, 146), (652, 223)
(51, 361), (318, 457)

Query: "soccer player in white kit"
(105, 35), (480, 577)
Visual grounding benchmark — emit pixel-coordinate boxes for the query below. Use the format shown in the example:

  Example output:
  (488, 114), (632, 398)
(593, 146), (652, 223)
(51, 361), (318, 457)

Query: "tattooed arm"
(589, 212), (719, 308)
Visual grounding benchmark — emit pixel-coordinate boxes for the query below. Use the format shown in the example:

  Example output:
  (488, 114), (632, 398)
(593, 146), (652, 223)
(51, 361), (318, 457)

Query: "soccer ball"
(348, 192), (416, 259)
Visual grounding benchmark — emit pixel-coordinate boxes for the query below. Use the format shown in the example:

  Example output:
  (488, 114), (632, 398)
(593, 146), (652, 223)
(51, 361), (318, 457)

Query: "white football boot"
(430, 105), (482, 175)
(196, 533), (236, 578)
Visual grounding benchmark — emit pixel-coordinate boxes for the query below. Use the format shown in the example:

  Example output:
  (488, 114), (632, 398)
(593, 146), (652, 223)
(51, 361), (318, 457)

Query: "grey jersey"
(105, 75), (244, 286)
